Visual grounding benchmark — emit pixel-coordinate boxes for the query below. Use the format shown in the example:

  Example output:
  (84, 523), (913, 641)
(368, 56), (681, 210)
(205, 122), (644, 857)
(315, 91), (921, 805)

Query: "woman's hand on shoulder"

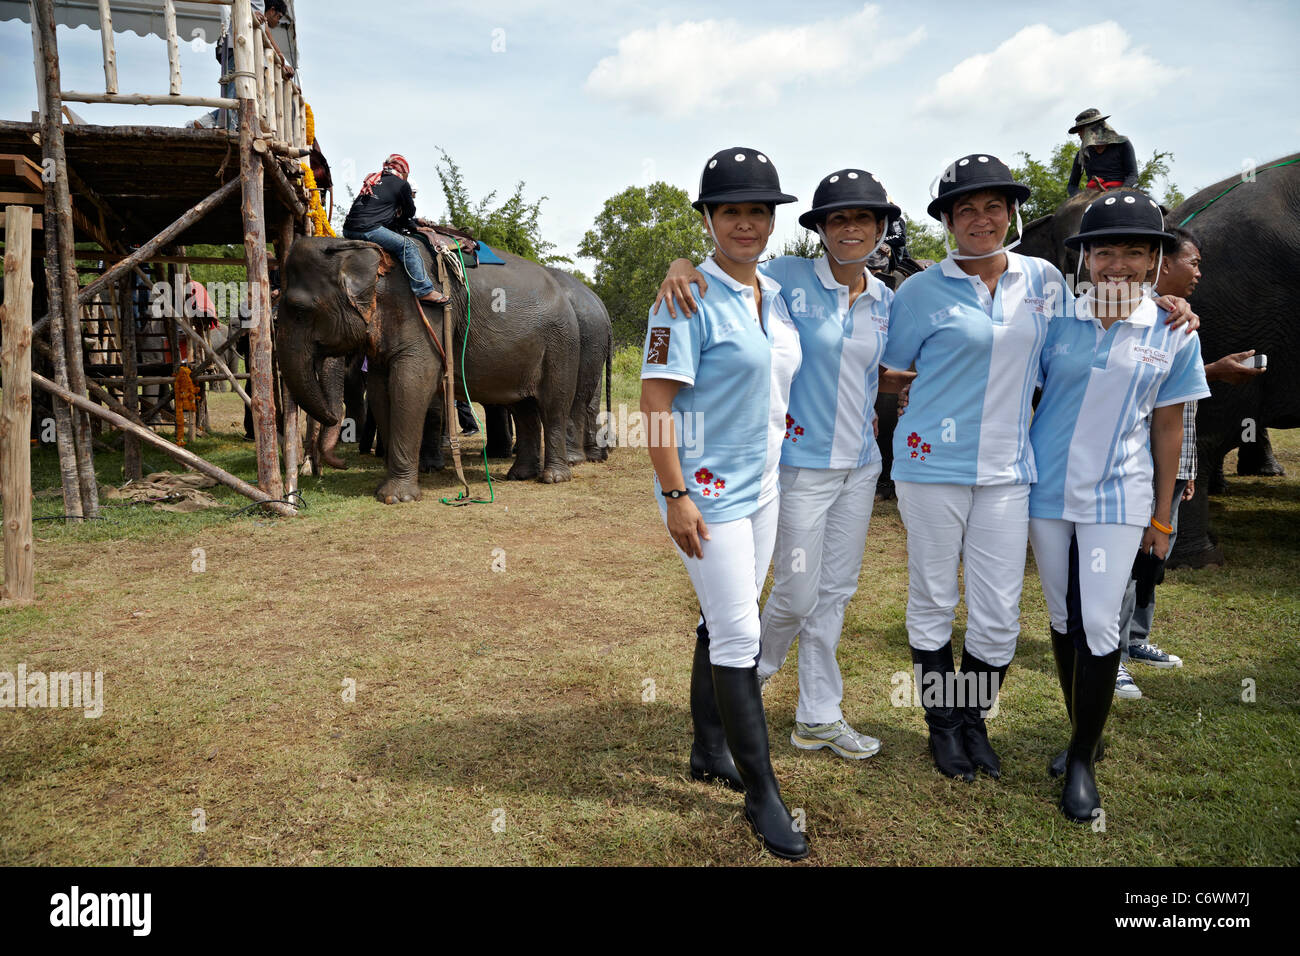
(653, 259), (706, 319)
(1155, 294), (1199, 334)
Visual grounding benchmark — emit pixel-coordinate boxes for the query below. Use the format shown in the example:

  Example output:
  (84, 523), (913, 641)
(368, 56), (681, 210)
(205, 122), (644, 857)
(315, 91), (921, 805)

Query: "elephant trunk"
(277, 324), (338, 427)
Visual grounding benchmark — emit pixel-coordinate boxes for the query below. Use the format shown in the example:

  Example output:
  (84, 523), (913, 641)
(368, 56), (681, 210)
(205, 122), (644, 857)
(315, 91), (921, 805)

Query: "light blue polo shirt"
(1029, 296), (1210, 526)
(641, 256), (802, 523)
(881, 251), (1065, 485)
(762, 255), (893, 470)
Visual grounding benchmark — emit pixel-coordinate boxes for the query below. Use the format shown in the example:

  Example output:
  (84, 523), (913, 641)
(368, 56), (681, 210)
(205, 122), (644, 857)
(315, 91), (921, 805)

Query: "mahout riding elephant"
(278, 237), (581, 502)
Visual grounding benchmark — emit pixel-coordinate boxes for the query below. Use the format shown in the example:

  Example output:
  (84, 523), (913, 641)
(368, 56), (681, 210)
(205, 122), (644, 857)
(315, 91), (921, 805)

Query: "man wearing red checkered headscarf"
(343, 153), (448, 304)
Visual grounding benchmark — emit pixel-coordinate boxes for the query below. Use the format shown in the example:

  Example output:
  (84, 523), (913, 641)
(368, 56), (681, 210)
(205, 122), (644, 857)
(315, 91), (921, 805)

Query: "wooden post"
(163, 0), (182, 96)
(33, 0), (86, 522)
(1, 206), (35, 604)
(277, 217), (299, 493)
(33, 371), (296, 517)
(97, 0), (118, 95)
(233, 0), (284, 500)
(119, 273), (141, 480)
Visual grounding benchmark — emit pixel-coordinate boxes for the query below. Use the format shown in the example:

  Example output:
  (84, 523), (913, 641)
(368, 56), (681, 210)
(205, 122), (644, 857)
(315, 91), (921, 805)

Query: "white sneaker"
(1115, 663), (1143, 700)
(791, 719), (882, 759)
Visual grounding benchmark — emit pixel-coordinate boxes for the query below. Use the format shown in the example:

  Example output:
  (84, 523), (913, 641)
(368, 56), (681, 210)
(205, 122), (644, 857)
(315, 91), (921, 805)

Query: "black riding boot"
(711, 664), (808, 860)
(1048, 631), (1108, 778)
(911, 644), (975, 782)
(689, 621), (744, 792)
(1060, 646), (1122, 823)
(959, 648), (1008, 779)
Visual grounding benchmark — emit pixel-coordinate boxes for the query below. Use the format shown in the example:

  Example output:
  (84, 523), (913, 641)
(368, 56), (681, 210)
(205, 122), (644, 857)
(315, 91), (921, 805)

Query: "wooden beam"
(34, 0), (90, 521)
(0, 155), (45, 191)
(118, 274), (141, 480)
(263, 153), (306, 219)
(164, 0), (182, 96)
(32, 370), (297, 517)
(74, 253), (247, 266)
(97, 0), (118, 95)
(1, 206), (35, 604)
(61, 92), (239, 108)
(279, 217), (300, 494)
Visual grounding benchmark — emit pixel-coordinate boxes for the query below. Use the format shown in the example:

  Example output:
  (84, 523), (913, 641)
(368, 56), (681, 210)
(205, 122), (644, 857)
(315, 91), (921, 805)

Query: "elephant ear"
(335, 246), (388, 356)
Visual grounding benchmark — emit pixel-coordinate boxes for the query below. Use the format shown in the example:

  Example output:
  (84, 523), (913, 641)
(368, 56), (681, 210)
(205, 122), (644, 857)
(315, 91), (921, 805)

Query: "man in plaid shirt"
(1114, 228), (1266, 699)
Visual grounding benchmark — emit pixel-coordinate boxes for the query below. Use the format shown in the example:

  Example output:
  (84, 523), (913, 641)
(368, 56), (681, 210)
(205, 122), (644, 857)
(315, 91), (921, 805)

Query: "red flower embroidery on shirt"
(911, 451), (918, 458)
(794, 426), (804, 436)
(702, 488), (711, 496)
(784, 430), (791, 439)
(921, 443), (932, 454)
(785, 413), (794, 428)
(714, 479), (725, 489)
(907, 432), (921, 449)
(694, 468), (713, 485)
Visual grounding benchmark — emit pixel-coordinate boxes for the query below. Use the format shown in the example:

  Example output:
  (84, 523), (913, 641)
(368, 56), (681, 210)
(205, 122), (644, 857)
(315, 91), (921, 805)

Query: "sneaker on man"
(1114, 662), (1142, 700)
(791, 719), (881, 759)
(1127, 642), (1183, 668)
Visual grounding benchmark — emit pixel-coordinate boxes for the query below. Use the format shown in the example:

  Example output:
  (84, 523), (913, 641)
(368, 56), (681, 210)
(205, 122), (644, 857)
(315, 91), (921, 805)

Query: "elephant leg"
(565, 413), (585, 466)
(420, 402), (446, 473)
(484, 405), (514, 459)
(584, 390), (607, 462)
(360, 404), (377, 456)
(1167, 474), (1225, 569)
(370, 361), (433, 503)
(539, 383), (574, 485)
(305, 418), (322, 477)
(505, 399), (543, 481)
(1237, 428), (1286, 476)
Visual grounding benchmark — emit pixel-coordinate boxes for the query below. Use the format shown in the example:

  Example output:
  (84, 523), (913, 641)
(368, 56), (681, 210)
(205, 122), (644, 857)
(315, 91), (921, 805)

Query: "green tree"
(776, 232), (821, 259)
(578, 182), (714, 345)
(1012, 142), (1187, 220)
(901, 214), (947, 263)
(433, 148), (567, 265)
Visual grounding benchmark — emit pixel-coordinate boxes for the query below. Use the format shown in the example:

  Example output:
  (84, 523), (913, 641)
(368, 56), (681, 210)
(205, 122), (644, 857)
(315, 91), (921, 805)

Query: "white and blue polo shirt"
(762, 255), (893, 470)
(881, 251), (1064, 485)
(641, 256), (802, 523)
(1029, 296), (1210, 526)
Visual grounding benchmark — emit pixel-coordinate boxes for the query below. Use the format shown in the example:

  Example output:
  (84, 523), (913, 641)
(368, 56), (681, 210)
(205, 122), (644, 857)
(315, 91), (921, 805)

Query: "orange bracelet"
(1150, 518), (1173, 534)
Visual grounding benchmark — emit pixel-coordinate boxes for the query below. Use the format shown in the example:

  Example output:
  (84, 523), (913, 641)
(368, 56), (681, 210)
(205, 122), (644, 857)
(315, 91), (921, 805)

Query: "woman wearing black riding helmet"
(653, 170), (914, 767)
(640, 147), (807, 860)
(1028, 189), (1209, 822)
(879, 155), (1198, 785)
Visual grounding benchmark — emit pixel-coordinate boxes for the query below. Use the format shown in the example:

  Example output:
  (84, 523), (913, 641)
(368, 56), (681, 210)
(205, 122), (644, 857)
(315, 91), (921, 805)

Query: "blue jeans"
(1119, 477), (1188, 657)
(343, 225), (435, 297)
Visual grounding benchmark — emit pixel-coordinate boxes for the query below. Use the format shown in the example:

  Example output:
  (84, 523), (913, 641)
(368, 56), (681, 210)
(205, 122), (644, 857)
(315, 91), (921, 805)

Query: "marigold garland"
(301, 161), (335, 237)
(304, 102), (316, 145)
(174, 365), (198, 446)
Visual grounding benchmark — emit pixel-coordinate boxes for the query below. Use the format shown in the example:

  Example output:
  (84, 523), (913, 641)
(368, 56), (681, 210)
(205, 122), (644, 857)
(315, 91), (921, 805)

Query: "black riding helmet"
(693, 147), (797, 211)
(1065, 189), (1175, 249)
(798, 169), (900, 230)
(927, 153), (1030, 221)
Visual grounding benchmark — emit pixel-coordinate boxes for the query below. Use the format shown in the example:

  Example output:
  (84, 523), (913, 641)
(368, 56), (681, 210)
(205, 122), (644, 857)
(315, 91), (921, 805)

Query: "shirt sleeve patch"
(646, 327), (671, 364)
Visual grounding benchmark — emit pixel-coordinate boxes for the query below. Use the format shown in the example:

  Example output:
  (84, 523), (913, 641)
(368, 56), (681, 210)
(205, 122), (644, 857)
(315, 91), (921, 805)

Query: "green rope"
(1177, 158), (1300, 227)
(439, 239), (494, 505)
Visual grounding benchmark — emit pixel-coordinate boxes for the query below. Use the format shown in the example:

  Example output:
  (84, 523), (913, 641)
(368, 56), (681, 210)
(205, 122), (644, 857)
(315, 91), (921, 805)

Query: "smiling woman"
(638, 146), (807, 861)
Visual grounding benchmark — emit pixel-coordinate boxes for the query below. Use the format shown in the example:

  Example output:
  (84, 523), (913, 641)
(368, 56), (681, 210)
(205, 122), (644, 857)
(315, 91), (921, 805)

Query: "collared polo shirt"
(641, 256), (802, 523)
(1029, 296), (1210, 526)
(881, 251), (1065, 485)
(762, 255), (894, 469)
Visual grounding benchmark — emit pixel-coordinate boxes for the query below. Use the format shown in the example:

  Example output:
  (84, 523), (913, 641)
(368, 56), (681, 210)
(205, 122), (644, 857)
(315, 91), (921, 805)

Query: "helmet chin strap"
(942, 202), (1023, 261)
(705, 207), (770, 264)
(815, 221), (888, 266)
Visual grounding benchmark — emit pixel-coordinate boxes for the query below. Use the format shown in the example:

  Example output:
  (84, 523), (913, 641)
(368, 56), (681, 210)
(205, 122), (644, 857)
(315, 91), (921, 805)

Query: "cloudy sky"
(1, 0), (1296, 270)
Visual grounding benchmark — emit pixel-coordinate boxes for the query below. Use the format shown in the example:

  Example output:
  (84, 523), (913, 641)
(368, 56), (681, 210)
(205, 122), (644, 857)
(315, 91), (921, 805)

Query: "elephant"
(1161, 153), (1300, 566)
(278, 237), (581, 503)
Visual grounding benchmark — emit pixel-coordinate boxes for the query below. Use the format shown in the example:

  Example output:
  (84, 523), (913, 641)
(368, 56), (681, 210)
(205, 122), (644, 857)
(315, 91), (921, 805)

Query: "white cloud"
(915, 22), (1183, 123)
(584, 4), (924, 117)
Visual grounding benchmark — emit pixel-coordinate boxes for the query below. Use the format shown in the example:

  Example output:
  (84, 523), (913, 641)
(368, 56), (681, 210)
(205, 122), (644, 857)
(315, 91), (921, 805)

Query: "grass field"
(2, 352), (1297, 865)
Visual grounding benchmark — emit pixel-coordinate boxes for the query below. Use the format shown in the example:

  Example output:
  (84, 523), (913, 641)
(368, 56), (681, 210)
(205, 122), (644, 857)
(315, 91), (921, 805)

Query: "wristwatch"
(661, 488), (688, 499)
